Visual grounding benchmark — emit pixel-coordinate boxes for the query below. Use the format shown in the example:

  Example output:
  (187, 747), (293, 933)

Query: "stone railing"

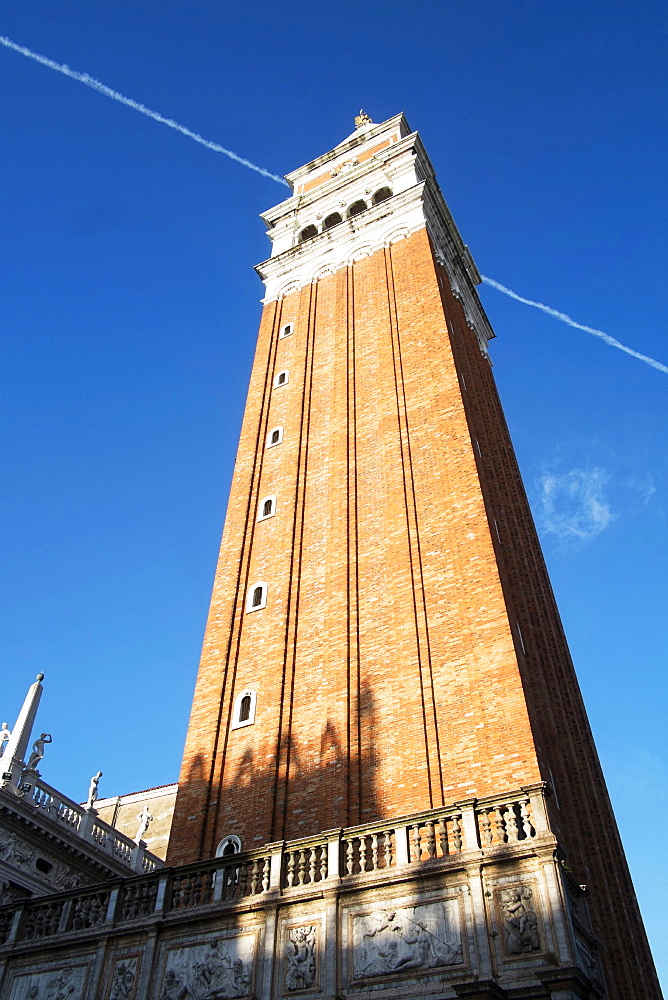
(16, 776), (162, 874)
(0, 784), (552, 948)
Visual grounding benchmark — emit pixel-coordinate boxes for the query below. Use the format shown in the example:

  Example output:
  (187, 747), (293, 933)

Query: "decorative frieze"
(158, 935), (256, 1000)
(6, 965), (88, 1000)
(351, 900), (463, 980)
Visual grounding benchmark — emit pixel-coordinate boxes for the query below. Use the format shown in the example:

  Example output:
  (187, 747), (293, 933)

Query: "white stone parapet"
(12, 775), (162, 874)
(0, 784), (604, 1000)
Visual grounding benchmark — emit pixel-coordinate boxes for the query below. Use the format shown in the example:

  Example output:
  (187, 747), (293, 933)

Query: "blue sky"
(1, 0), (666, 982)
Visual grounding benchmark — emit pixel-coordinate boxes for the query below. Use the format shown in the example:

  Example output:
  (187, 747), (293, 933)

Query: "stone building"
(0, 676), (162, 906)
(0, 113), (661, 1000)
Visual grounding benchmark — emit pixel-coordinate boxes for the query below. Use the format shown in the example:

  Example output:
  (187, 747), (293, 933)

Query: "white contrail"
(3, 35), (666, 377)
(0, 35), (289, 187)
(481, 275), (668, 376)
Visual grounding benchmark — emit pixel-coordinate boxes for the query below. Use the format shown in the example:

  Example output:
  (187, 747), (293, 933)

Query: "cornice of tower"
(256, 115), (495, 356)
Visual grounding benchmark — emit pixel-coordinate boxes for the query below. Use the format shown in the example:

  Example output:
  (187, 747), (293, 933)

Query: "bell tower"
(168, 114), (661, 1000)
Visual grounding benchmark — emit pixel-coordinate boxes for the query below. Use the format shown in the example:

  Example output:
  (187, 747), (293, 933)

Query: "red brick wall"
(169, 229), (542, 863)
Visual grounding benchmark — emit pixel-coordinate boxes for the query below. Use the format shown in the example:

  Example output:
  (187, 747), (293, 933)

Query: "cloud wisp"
(481, 276), (668, 376)
(536, 467), (613, 543)
(0, 35), (290, 188)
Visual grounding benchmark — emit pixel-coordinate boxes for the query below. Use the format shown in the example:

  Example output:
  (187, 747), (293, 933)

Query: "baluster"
(411, 824), (421, 861)
(319, 846), (327, 881)
(452, 814), (463, 852)
(286, 851), (296, 888)
(480, 808), (493, 846)
(426, 821), (436, 859)
(368, 833), (377, 871)
(180, 875), (191, 909)
(438, 817), (449, 856)
(494, 807), (507, 844)
(345, 839), (354, 875)
(237, 862), (248, 897)
(383, 830), (393, 867)
(262, 857), (270, 892)
(249, 859), (259, 894)
(520, 798), (534, 838)
(297, 850), (307, 886)
(358, 835), (367, 872)
(505, 804), (519, 842)
(308, 849), (317, 884)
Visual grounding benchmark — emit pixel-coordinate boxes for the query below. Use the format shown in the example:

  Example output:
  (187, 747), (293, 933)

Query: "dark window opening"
(373, 187), (392, 205)
(263, 499), (273, 517)
(348, 200), (366, 218)
(277, 372), (287, 385)
(299, 225), (318, 243)
(222, 841), (238, 856)
(252, 586), (263, 608)
(271, 429), (280, 444)
(323, 212), (343, 230)
(35, 858), (53, 874)
(239, 695), (252, 723)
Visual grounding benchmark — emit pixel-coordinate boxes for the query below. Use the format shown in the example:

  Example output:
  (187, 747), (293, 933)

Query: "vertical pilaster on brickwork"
(464, 869), (493, 981)
(260, 906), (278, 1000)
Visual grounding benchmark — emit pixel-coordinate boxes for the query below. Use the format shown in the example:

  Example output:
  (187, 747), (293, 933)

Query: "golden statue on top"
(355, 109), (373, 128)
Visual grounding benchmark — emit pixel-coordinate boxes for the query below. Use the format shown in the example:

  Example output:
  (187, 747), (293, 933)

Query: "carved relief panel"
(350, 899), (463, 982)
(284, 924), (318, 992)
(105, 958), (139, 1000)
(7, 965), (88, 1000)
(156, 932), (257, 1000)
(495, 885), (543, 958)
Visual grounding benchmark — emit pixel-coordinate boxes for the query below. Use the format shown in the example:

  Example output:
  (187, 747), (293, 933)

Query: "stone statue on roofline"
(85, 771), (103, 811)
(25, 732), (52, 773)
(134, 804), (153, 844)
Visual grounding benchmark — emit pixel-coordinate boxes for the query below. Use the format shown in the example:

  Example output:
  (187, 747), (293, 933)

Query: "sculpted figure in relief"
(353, 902), (462, 979)
(160, 938), (253, 1000)
(10, 967), (86, 1000)
(499, 887), (540, 954)
(108, 960), (137, 1000)
(285, 925), (316, 991)
(0, 831), (34, 868)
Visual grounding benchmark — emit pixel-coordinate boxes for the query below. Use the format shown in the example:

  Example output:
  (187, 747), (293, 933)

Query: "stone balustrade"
(0, 783), (552, 949)
(15, 776), (162, 875)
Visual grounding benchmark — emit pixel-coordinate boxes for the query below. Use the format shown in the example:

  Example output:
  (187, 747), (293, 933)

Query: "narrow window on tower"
(258, 495), (276, 521)
(231, 689), (257, 730)
(372, 186), (392, 205)
(247, 583), (267, 612)
(274, 370), (289, 388)
(266, 427), (284, 448)
(280, 322), (294, 339)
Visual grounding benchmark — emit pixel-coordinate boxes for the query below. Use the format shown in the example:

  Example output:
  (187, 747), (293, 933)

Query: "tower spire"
(1, 673), (45, 790)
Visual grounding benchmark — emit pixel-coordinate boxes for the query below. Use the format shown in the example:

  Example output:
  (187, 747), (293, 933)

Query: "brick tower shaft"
(168, 114), (661, 1000)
